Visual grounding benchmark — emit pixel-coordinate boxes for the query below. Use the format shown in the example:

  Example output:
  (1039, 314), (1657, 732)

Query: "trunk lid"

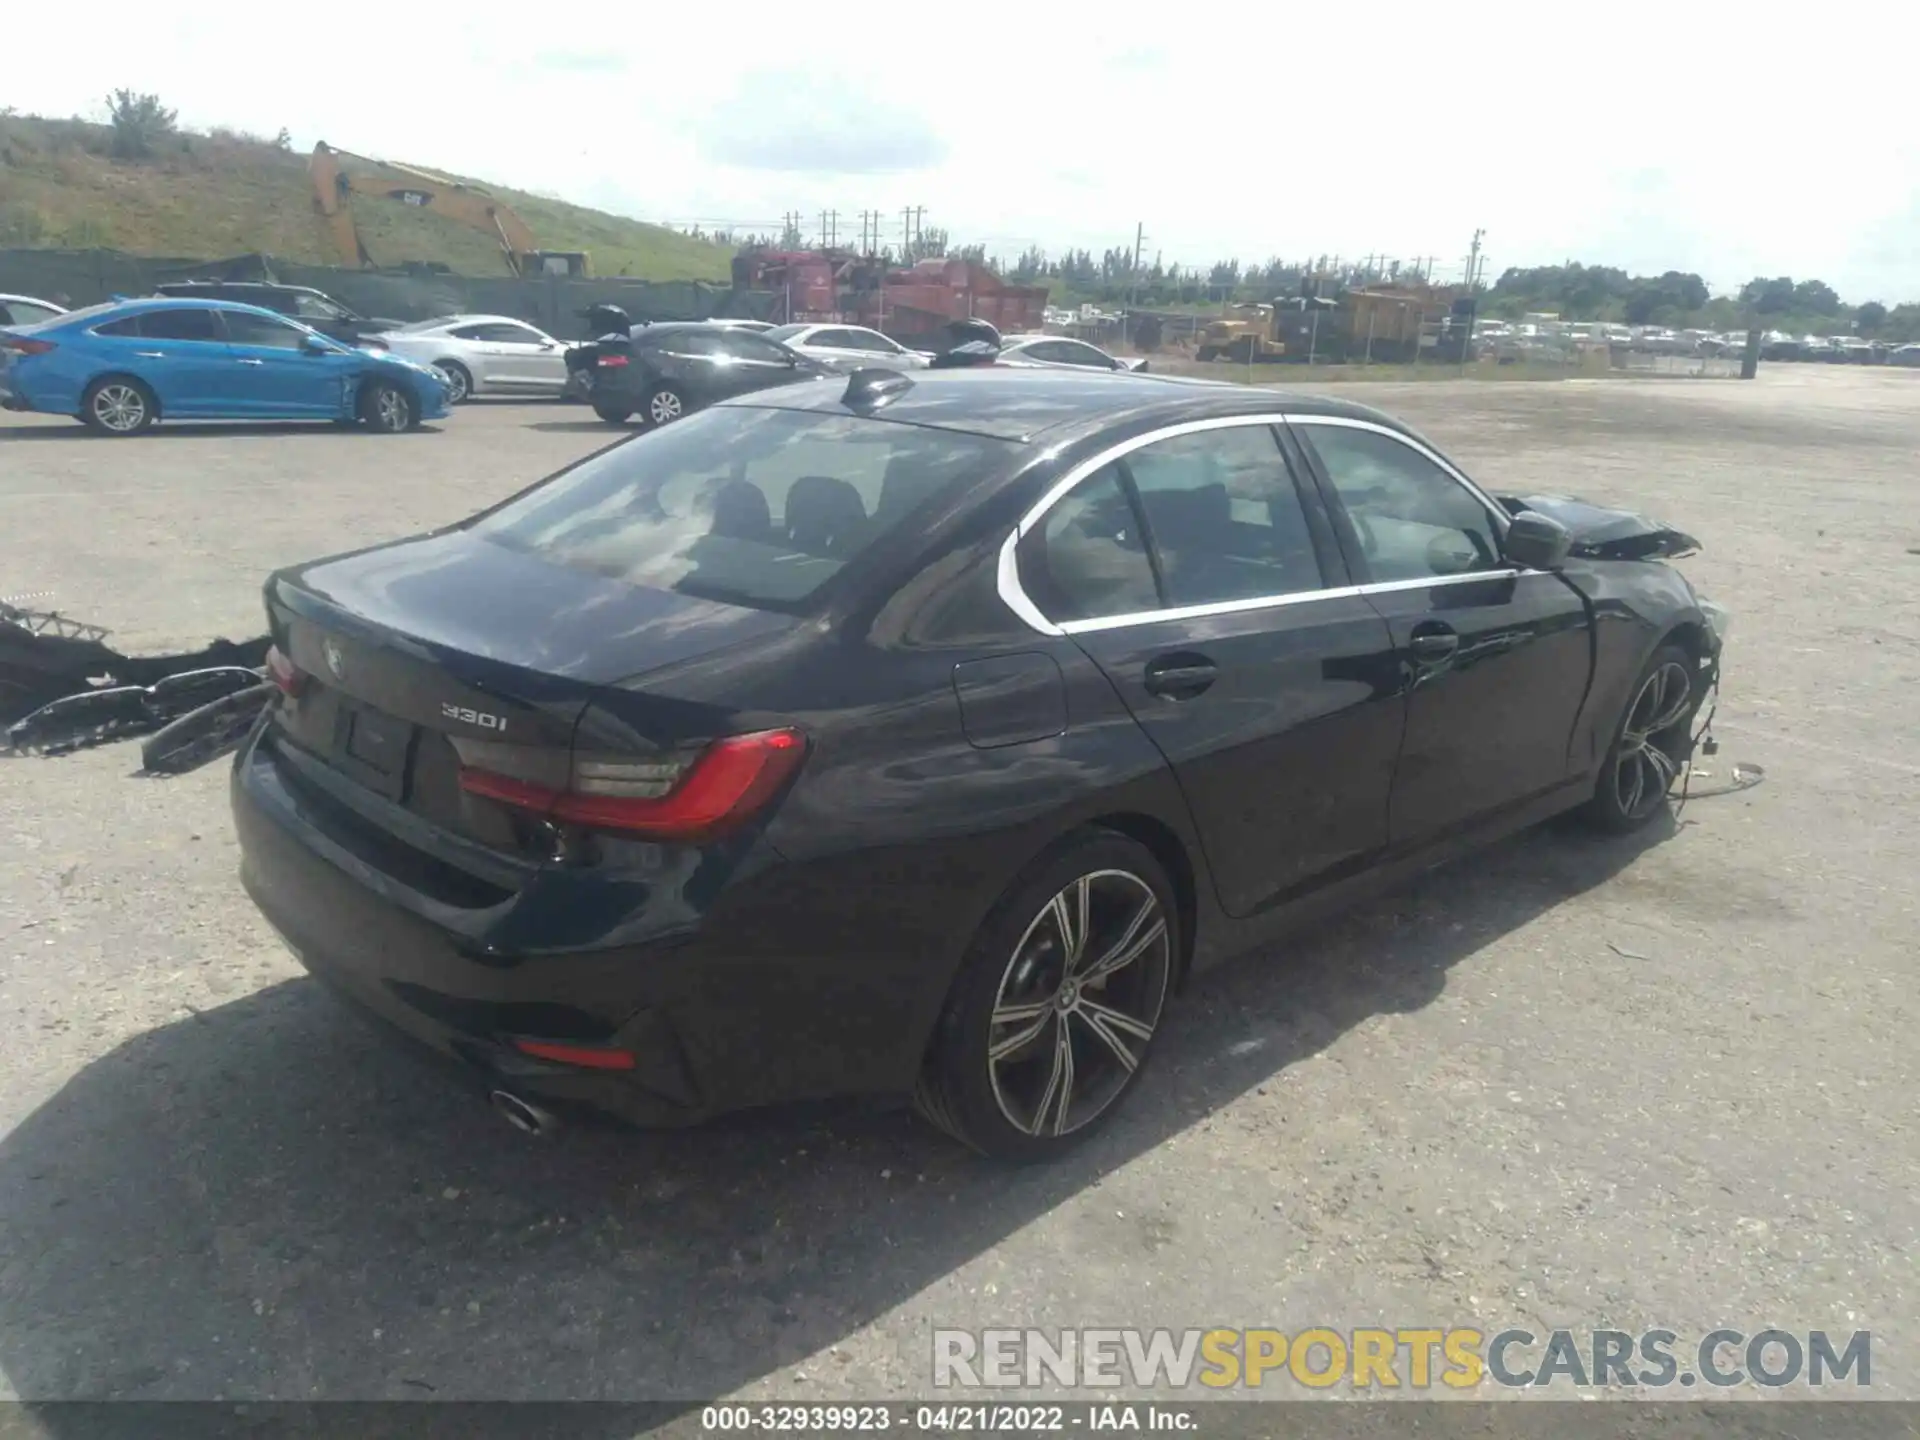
(262, 529), (796, 862)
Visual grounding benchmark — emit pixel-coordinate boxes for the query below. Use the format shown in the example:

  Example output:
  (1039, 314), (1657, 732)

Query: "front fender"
(1568, 559), (1713, 773)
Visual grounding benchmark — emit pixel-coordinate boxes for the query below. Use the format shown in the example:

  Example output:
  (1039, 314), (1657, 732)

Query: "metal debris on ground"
(3, 598), (271, 770)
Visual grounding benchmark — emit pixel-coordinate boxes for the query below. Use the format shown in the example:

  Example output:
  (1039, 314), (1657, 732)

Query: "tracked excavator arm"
(308, 142), (588, 276)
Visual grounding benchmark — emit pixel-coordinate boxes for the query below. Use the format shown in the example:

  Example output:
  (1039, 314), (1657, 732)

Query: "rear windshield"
(470, 405), (1011, 611)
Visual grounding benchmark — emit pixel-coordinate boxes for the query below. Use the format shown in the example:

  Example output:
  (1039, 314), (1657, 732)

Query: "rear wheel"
(434, 361), (472, 404)
(643, 382), (687, 428)
(592, 398), (633, 424)
(915, 830), (1176, 1160)
(1582, 642), (1701, 832)
(357, 381), (417, 433)
(80, 376), (156, 435)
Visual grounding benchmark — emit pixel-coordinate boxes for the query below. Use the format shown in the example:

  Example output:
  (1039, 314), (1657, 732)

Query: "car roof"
(0, 293), (63, 307)
(721, 366), (1410, 444)
(415, 314), (540, 329)
(65, 297), (321, 324)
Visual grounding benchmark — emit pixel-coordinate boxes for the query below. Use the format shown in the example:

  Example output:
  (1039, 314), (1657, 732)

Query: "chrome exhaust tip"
(489, 1089), (558, 1136)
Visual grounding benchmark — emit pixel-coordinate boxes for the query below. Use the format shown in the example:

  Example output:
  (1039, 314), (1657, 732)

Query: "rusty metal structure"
(730, 248), (1048, 348)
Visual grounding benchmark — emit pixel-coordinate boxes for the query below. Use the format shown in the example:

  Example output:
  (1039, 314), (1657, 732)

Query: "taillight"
(455, 728), (807, 843)
(596, 353), (629, 367)
(0, 334), (56, 356)
(510, 1039), (636, 1070)
(264, 644), (308, 697)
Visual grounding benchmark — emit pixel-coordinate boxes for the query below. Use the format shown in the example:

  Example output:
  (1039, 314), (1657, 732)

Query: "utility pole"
(1459, 228), (1487, 367)
(902, 206), (924, 262)
(1127, 221), (1146, 312)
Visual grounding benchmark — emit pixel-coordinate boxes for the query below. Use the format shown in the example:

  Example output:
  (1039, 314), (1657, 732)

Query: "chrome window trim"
(994, 411), (1529, 636)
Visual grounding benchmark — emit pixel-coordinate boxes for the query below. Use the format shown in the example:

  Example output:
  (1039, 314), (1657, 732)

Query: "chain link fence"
(0, 248), (775, 339)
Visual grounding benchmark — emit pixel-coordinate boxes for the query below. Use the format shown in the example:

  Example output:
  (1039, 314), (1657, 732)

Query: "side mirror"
(1504, 511), (1572, 571)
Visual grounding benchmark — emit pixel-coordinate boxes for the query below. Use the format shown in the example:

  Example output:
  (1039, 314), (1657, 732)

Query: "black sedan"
(231, 367), (1728, 1160)
(578, 321), (831, 427)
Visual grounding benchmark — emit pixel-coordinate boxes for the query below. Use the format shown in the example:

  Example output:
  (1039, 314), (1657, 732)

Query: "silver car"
(370, 314), (570, 402)
(764, 323), (928, 373)
(0, 294), (67, 328)
(996, 334), (1147, 373)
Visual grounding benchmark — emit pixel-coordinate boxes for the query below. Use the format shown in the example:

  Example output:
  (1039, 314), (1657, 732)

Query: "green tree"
(1738, 276), (1797, 314)
(1791, 279), (1841, 315)
(105, 88), (177, 158)
(1855, 300), (1888, 334)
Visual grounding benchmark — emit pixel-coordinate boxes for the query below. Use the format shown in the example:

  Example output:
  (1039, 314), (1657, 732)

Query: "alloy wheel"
(1613, 660), (1692, 818)
(92, 384), (147, 432)
(437, 365), (469, 403)
(373, 388), (409, 431)
(649, 389), (684, 425)
(987, 869), (1170, 1138)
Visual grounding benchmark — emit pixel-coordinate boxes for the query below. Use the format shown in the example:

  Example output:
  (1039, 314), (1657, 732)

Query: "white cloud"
(11, 0), (1920, 300)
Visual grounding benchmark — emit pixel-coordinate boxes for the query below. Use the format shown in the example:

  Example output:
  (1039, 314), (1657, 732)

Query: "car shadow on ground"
(0, 816), (1673, 1418)
(526, 419), (634, 435)
(0, 423), (443, 441)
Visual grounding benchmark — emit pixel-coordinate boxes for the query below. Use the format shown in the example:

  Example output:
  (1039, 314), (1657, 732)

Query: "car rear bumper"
(231, 729), (784, 1127)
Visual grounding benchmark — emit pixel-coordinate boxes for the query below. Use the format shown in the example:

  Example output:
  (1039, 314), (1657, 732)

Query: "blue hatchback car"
(0, 297), (450, 435)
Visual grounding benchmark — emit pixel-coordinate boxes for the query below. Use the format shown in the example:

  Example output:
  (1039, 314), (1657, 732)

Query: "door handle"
(1144, 654), (1217, 700)
(236, 358), (265, 366)
(1408, 623), (1459, 660)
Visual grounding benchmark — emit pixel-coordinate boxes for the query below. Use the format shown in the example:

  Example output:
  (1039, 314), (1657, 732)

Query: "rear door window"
(1122, 425), (1326, 606)
(469, 406), (1009, 610)
(1017, 464), (1159, 623)
(139, 308), (224, 342)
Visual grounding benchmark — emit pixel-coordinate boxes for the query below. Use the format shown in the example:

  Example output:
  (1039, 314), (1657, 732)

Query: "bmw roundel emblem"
(322, 638), (346, 681)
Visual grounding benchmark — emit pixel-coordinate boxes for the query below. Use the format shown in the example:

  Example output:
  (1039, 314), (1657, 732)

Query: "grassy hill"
(0, 114), (733, 282)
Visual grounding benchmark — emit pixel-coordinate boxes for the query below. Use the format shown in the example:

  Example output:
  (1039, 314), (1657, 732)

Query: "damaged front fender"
(1500, 494), (1702, 561)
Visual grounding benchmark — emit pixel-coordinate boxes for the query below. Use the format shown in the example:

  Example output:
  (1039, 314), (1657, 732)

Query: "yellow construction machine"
(308, 142), (590, 277)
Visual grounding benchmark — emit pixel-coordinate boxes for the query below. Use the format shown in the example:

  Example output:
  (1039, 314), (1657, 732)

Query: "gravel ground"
(0, 371), (1915, 1414)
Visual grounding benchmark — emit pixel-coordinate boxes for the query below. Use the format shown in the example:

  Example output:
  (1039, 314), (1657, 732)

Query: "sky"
(11, 1), (1920, 302)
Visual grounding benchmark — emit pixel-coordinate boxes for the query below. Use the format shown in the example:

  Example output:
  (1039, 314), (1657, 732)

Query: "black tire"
(79, 376), (157, 435)
(1195, 346), (1218, 362)
(592, 398), (633, 424)
(435, 361), (473, 404)
(641, 382), (688, 428)
(914, 828), (1178, 1161)
(1581, 642), (1703, 833)
(357, 381), (417, 433)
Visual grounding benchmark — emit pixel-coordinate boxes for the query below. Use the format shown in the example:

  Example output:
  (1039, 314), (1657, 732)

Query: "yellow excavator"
(308, 142), (590, 277)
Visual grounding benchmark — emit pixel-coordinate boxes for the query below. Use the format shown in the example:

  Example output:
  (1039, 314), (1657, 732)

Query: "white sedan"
(369, 314), (570, 402)
(764, 323), (929, 373)
(0, 294), (68, 328)
(996, 334), (1148, 373)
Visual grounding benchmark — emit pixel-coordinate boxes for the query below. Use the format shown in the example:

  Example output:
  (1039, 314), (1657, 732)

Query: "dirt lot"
(1, 369), (1916, 1410)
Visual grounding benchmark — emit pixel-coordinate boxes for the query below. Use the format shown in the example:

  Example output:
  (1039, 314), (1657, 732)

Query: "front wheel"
(357, 381), (417, 433)
(915, 830), (1177, 1160)
(592, 398), (633, 424)
(1582, 642), (1702, 832)
(81, 376), (157, 434)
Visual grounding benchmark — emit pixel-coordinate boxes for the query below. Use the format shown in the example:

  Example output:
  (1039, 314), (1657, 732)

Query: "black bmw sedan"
(581, 321), (831, 427)
(232, 367), (1727, 1159)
